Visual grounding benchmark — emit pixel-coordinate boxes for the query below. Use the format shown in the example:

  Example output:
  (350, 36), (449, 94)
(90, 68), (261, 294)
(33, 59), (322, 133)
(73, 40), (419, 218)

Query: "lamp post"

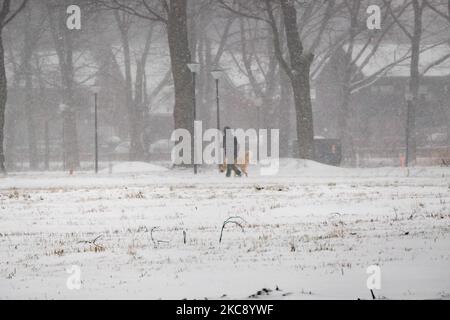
(254, 97), (263, 159)
(91, 86), (100, 174)
(405, 90), (413, 167)
(255, 97), (263, 130)
(59, 103), (68, 170)
(211, 68), (224, 131)
(446, 85), (450, 146)
(187, 62), (200, 174)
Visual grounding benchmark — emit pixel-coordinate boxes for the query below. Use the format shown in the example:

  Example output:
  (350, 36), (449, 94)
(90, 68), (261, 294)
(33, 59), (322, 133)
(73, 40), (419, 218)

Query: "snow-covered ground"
(0, 160), (449, 300)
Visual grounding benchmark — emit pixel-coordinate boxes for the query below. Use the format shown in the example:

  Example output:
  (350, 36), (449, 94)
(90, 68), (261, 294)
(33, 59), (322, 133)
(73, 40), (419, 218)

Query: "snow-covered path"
(1, 161), (449, 299)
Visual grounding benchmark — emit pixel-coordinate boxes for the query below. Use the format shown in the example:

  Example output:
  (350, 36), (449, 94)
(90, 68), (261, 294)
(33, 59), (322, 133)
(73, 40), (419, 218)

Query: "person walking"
(223, 126), (242, 177)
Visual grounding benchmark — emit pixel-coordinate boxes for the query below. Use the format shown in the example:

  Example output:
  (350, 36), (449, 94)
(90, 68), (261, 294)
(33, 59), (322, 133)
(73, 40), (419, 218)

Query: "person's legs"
(231, 164), (242, 176)
(226, 164), (232, 177)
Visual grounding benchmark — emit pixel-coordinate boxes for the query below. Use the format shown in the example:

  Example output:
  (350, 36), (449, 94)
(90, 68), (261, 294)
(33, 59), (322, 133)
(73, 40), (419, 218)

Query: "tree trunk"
(122, 31), (136, 161)
(4, 42), (20, 171)
(4, 84), (18, 170)
(0, 0), (29, 173)
(132, 27), (153, 161)
(291, 62), (315, 159)
(24, 63), (38, 169)
(337, 2), (360, 166)
(114, 12), (140, 161)
(407, 0), (423, 166)
(22, 17), (38, 169)
(279, 0), (315, 160)
(21, 6), (39, 170)
(279, 69), (291, 157)
(339, 50), (356, 166)
(60, 38), (79, 170)
(35, 52), (50, 170)
(0, 34), (7, 173)
(338, 85), (355, 165)
(204, 36), (214, 129)
(48, 3), (80, 170)
(168, 0), (194, 141)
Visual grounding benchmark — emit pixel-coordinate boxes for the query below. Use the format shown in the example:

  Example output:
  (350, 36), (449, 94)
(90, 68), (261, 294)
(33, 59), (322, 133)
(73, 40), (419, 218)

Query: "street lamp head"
(211, 68), (225, 80)
(187, 62), (201, 74)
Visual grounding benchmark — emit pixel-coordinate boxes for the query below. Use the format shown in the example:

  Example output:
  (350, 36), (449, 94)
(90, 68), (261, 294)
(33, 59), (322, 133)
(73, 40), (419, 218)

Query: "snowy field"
(0, 159), (449, 300)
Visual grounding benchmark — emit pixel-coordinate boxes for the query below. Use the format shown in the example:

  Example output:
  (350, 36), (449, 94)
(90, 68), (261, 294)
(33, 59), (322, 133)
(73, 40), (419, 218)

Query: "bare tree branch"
(0, 0), (29, 28)
(423, 0), (450, 21)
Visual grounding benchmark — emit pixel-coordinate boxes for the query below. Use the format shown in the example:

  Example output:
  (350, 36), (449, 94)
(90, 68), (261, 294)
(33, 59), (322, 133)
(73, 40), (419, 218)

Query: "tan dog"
(219, 151), (251, 177)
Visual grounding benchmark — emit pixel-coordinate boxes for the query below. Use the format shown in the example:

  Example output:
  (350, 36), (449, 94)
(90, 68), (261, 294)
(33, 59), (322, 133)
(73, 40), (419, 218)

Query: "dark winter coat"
(223, 134), (239, 159)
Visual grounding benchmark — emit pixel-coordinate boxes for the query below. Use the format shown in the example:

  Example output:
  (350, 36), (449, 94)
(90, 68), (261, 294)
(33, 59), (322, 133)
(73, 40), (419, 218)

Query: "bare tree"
(113, 12), (156, 160)
(423, 0), (450, 20)
(223, 16), (279, 130)
(192, 6), (234, 130)
(103, 0), (195, 161)
(219, 0), (330, 159)
(266, 0), (315, 159)
(18, 5), (47, 170)
(423, 0), (450, 146)
(332, 0), (400, 164)
(385, 0), (450, 165)
(0, 0), (29, 173)
(47, 0), (81, 171)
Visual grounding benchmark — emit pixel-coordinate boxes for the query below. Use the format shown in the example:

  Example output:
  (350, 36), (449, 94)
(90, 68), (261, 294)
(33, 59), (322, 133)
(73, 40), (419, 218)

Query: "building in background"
(315, 44), (450, 166)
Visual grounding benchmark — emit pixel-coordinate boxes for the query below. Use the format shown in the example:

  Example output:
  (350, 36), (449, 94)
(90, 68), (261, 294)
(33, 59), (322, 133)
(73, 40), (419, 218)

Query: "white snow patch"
(0, 164), (449, 299)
